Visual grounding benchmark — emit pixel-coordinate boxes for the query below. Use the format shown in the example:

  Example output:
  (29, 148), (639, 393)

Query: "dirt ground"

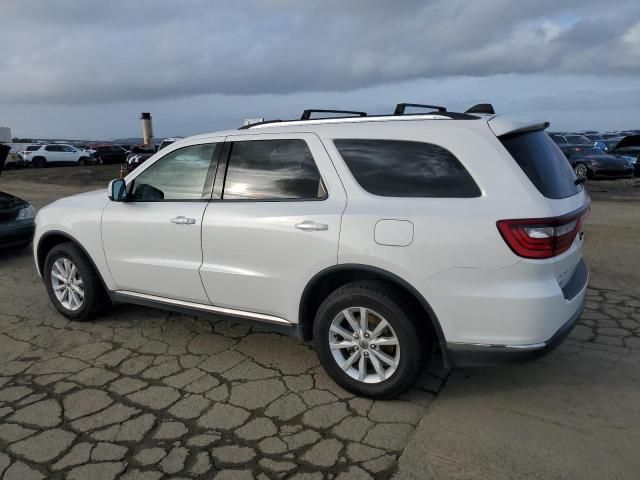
(0, 166), (639, 479)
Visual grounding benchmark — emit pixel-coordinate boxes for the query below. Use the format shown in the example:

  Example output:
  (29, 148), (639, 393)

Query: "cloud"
(1, 0), (639, 105)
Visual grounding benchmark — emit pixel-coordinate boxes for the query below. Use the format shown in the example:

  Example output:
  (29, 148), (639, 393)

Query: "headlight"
(16, 204), (37, 220)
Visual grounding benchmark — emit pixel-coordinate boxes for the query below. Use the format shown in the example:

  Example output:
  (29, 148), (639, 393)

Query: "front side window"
(130, 143), (216, 201)
(334, 139), (480, 198)
(223, 139), (325, 200)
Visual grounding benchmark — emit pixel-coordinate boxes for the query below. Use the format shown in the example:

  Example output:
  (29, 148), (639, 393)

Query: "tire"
(574, 163), (588, 179)
(78, 157), (88, 166)
(32, 157), (47, 168)
(313, 280), (429, 398)
(43, 242), (110, 322)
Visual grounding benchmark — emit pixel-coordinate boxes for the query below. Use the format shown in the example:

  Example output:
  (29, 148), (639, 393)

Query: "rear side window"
(334, 139), (480, 198)
(500, 131), (579, 199)
(223, 139), (325, 200)
(27, 145), (40, 151)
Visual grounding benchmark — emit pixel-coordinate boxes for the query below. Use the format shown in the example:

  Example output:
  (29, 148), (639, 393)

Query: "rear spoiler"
(488, 116), (550, 137)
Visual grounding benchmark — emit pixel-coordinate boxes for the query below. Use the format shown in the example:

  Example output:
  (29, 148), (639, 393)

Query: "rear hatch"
(489, 119), (589, 292)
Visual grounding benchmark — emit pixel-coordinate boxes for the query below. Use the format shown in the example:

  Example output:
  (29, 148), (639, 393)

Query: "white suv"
(33, 104), (590, 398)
(23, 144), (92, 167)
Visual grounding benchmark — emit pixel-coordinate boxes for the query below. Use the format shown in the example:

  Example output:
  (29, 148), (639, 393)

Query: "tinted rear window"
(334, 139), (480, 198)
(500, 131), (579, 199)
(27, 145), (40, 151)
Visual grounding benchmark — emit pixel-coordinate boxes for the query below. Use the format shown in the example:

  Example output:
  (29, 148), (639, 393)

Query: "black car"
(125, 145), (157, 173)
(559, 144), (592, 159)
(91, 145), (129, 165)
(569, 147), (634, 180)
(0, 191), (36, 248)
(607, 135), (640, 176)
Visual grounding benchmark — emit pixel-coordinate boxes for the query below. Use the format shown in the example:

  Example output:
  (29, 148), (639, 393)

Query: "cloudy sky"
(1, 0), (639, 139)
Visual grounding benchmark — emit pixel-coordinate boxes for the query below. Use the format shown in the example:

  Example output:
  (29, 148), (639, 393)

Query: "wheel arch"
(298, 264), (450, 367)
(37, 230), (109, 292)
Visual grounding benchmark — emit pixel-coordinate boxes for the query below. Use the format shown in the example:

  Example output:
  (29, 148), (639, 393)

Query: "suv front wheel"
(313, 281), (428, 398)
(43, 242), (109, 321)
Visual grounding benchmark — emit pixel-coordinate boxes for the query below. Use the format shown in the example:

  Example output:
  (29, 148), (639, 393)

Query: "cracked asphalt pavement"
(1, 167), (640, 479)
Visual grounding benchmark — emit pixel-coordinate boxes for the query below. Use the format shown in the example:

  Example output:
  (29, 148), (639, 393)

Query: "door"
(60, 145), (78, 163)
(200, 133), (347, 322)
(101, 141), (221, 303)
(44, 145), (63, 163)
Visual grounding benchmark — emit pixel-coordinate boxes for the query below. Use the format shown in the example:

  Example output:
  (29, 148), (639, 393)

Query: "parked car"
(90, 145), (129, 165)
(550, 134), (593, 146)
(584, 134), (603, 143)
(606, 135), (640, 176)
(0, 191), (36, 248)
(22, 144), (93, 167)
(33, 104), (590, 398)
(559, 144), (592, 159)
(125, 145), (157, 173)
(569, 147), (634, 180)
(19, 145), (43, 162)
(549, 133), (570, 145)
(563, 134), (593, 146)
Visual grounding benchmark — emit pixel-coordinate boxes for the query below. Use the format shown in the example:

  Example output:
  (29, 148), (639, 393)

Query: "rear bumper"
(446, 295), (585, 367)
(445, 259), (588, 367)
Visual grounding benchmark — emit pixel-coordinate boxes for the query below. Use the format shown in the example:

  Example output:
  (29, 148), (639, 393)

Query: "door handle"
(170, 216), (196, 225)
(295, 221), (328, 231)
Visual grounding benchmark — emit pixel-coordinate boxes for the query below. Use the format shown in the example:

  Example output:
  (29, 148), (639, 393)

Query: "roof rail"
(394, 103), (447, 115)
(465, 103), (495, 115)
(300, 109), (367, 120)
(238, 119), (283, 130)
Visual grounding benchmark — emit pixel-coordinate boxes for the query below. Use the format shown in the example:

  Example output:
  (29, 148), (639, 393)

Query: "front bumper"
(445, 259), (588, 367)
(591, 167), (634, 179)
(0, 222), (35, 248)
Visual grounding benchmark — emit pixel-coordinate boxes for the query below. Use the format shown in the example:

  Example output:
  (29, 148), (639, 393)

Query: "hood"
(0, 191), (28, 210)
(41, 188), (109, 213)
(613, 135), (640, 150)
(0, 191), (28, 222)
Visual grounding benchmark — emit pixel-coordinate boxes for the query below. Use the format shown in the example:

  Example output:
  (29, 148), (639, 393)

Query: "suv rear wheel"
(32, 156), (47, 168)
(43, 242), (109, 321)
(313, 281), (428, 398)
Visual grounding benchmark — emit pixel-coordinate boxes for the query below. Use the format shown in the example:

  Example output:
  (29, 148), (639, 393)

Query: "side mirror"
(108, 178), (127, 201)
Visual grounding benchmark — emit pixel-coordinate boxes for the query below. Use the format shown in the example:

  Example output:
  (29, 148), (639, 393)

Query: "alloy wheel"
(575, 164), (587, 178)
(51, 258), (85, 311)
(328, 307), (400, 384)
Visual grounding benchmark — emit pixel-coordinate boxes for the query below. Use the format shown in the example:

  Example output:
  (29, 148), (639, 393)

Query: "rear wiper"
(575, 177), (586, 185)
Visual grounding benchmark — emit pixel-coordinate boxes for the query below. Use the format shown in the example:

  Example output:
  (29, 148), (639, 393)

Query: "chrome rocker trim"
(111, 290), (298, 335)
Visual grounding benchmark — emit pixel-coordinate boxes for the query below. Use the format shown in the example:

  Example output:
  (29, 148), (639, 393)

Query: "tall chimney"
(140, 112), (153, 145)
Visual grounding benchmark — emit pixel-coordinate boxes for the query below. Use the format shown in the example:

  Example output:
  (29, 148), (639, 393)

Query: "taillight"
(497, 205), (590, 259)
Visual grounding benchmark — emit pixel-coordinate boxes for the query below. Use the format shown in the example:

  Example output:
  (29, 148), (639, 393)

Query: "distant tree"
(12, 137), (34, 143)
